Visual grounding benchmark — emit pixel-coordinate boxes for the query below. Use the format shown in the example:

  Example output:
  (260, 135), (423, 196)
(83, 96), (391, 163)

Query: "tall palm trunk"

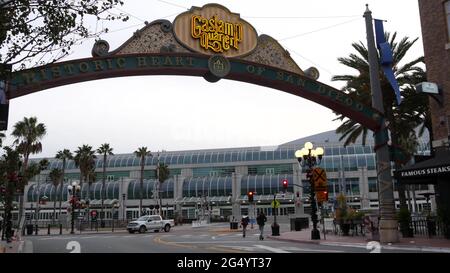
(58, 159), (66, 222)
(18, 151), (30, 232)
(101, 154), (106, 223)
(53, 197), (57, 224)
(139, 157), (144, 217)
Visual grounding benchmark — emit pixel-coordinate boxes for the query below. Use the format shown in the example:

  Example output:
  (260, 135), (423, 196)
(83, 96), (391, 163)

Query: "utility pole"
(364, 5), (399, 243)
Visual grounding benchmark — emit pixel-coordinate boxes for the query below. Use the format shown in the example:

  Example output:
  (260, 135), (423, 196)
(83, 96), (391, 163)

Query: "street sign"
(271, 200), (280, 208)
(312, 167), (327, 191)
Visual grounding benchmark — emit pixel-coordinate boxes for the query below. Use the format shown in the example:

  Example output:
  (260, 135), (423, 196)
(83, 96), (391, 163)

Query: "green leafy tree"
(0, 0), (129, 68)
(55, 149), (73, 219)
(0, 146), (22, 242)
(134, 147), (152, 217)
(49, 168), (63, 224)
(97, 143), (113, 224)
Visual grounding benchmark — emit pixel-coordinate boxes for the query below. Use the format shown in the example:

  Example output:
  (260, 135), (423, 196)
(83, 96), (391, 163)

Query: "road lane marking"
(281, 246), (344, 253)
(254, 245), (291, 253)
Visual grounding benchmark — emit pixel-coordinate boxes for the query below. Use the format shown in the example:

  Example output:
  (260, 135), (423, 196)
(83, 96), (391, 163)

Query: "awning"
(236, 193), (295, 202)
(394, 151), (450, 184)
(175, 196), (232, 204)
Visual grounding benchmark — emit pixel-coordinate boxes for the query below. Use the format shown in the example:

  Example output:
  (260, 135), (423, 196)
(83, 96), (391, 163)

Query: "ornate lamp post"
(295, 142), (324, 240)
(67, 181), (81, 234)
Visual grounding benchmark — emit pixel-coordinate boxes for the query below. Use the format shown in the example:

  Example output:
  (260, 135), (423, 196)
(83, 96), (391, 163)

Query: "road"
(25, 223), (425, 253)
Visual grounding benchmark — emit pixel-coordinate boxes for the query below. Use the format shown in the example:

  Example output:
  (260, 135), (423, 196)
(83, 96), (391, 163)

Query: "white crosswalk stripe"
(254, 245), (291, 253)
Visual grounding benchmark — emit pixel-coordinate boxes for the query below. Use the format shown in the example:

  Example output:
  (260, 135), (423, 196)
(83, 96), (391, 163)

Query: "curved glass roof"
(127, 179), (174, 199)
(29, 140), (429, 172)
(240, 174), (293, 195)
(182, 176), (232, 197)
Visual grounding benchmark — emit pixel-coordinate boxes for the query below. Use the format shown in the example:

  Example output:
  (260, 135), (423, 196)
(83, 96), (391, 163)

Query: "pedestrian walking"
(240, 216), (249, 238)
(256, 212), (267, 240)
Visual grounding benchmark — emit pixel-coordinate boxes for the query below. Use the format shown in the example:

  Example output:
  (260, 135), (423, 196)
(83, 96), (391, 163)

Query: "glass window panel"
(348, 155), (357, 171)
(224, 152), (231, 162)
(106, 157), (114, 168)
(245, 151), (252, 161)
(355, 146), (364, 154)
(199, 153), (207, 164)
(218, 152), (225, 163)
(347, 146), (355, 154)
(274, 150), (281, 160)
(339, 147), (347, 155)
(191, 154), (198, 164)
(363, 146), (372, 154)
(368, 177), (378, 193)
(252, 151), (260, 161)
(333, 156), (342, 171)
(240, 176), (249, 195)
(260, 151), (267, 161)
(231, 152), (238, 162)
(224, 177), (232, 196)
(332, 147), (340, 156)
(357, 155), (366, 168)
(366, 154), (376, 170)
(324, 148), (332, 156)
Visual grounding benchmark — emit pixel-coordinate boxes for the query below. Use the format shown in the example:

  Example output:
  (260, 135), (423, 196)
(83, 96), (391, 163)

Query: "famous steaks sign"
(399, 165), (450, 178)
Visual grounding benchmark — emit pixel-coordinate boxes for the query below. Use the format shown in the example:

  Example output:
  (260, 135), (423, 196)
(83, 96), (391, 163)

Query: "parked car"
(127, 215), (174, 234)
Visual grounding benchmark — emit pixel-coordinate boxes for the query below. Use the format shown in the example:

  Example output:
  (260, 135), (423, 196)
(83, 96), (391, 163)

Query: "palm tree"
(11, 116), (46, 230)
(55, 149), (73, 219)
(49, 168), (63, 224)
(74, 145), (96, 207)
(97, 143), (113, 226)
(134, 147), (152, 217)
(332, 33), (427, 149)
(157, 162), (170, 218)
(332, 32), (428, 236)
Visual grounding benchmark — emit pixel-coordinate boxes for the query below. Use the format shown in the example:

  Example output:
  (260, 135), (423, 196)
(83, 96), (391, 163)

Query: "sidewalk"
(267, 229), (450, 252)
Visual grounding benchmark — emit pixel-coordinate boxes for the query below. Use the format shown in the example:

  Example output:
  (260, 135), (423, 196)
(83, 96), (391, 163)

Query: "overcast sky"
(3, 0), (424, 158)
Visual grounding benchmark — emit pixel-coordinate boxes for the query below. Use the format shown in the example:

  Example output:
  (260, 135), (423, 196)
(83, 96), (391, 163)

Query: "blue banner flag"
(374, 19), (402, 105)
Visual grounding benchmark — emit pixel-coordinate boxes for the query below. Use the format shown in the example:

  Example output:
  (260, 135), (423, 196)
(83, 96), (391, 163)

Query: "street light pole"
(68, 182), (80, 235)
(295, 142), (324, 240)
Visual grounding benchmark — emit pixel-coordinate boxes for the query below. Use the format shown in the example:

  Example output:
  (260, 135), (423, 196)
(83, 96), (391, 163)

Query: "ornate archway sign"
(6, 4), (383, 132)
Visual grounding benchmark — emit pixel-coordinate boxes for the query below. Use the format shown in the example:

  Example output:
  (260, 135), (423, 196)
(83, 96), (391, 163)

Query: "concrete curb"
(268, 235), (450, 252)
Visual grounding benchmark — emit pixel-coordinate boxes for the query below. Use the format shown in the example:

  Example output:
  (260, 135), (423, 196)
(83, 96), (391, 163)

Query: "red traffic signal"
(282, 179), (288, 189)
(247, 191), (254, 202)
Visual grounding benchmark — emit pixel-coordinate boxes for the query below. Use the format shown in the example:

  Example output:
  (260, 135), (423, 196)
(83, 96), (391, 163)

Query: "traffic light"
(282, 179), (288, 192)
(247, 191), (254, 202)
(316, 191), (329, 203)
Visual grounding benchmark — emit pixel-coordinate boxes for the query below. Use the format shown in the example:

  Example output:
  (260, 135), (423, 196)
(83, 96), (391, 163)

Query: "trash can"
(26, 224), (33, 235)
(427, 219), (436, 237)
(230, 222), (238, 230)
(290, 217), (309, 231)
(271, 223), (280, 236)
